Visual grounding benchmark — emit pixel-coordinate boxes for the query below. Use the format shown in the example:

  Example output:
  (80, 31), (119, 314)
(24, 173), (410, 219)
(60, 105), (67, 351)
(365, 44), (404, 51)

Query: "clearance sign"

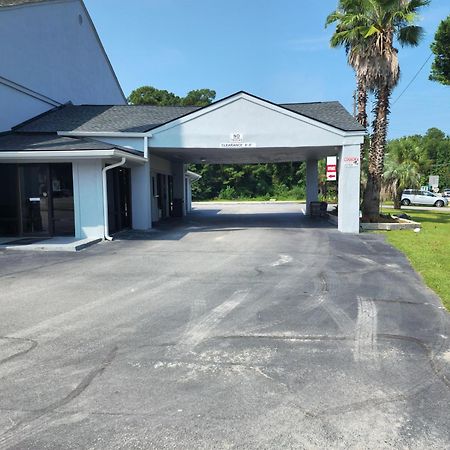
(326, 156), (337, 181)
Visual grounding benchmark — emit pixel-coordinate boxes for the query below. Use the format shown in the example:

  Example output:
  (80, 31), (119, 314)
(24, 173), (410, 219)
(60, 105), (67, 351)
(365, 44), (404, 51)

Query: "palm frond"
(397, 25), (424, 46)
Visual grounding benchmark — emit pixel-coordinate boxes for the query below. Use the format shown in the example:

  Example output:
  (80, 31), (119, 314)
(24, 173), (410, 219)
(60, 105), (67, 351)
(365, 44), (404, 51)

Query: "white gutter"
(102, 157), (126, 241)
(186, 170), (202, 182)
(0, 149), (146, 163)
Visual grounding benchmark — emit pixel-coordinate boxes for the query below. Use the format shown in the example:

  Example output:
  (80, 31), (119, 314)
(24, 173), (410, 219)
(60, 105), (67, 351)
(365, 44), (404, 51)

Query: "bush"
(218, 186), (237, 200)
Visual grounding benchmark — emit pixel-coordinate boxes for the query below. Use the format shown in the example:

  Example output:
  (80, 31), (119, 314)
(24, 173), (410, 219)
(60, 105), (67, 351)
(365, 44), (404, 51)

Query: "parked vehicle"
(401, 189), (448, 207)
(442, 188), (450, 198)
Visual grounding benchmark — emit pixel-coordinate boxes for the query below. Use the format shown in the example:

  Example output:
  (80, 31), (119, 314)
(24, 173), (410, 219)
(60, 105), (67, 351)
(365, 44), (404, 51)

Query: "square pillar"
(72, 160), (104, 239)
(306, 159), (318, 214)
(131, 161), (152, 230)
(338, 145), (360, 233)
(172, 162), (186, 216)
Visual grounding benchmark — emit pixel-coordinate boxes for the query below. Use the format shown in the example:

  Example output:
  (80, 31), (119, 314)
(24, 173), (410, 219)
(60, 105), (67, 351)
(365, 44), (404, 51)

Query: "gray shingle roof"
(0, 132), (142, 155)
(15, 105), (201, 133)
(280, 102), (365, 132)
(14, 95), (364, 134)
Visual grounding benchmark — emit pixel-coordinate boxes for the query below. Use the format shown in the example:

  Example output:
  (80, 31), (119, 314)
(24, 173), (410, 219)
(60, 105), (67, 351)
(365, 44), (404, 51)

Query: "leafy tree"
(383, 128), (450, 205)
(182, 89), (216, 107)
(430, 15), (450, 86)
(190, 163), (306, 201)
(421, 128), (450, 187)
(383, 139), (429, 208)
(128, 86), (216, 107)
(127, 86), (181, 106)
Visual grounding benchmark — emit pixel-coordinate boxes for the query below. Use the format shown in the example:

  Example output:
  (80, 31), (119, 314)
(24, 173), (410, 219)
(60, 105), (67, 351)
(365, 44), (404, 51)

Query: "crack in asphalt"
(0, 345), (118, 449)
(0, 337), (38, 366)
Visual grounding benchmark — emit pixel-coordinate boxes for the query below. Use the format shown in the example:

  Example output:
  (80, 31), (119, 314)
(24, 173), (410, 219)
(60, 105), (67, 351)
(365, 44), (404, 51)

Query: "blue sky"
(85, 0), (450, 139)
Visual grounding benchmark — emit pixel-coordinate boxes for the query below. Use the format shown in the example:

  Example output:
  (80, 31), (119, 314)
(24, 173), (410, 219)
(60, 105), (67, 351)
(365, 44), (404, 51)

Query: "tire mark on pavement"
(7, 274), (170, 340)
(320, 274), (354, 334)
(0, 337), (37, 366)
(354, 297), (378, 364)
(0, 346), (118, 449)
(174, 290), (250, 355)
(379, 334), (450, 390)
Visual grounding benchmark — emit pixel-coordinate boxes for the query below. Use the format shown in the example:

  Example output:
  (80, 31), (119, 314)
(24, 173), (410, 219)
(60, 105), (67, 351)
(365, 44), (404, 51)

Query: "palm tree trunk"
(356, 77), (368, 161)
(362, 84), (391, 220)
(393, 190), (402, 209)
(356, 78), (368, 129)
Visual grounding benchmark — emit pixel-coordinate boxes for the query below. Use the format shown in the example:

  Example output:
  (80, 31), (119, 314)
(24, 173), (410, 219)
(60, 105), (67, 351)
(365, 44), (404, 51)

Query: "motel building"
(0, 1), (365, 246)
(0, 91), (365, 243)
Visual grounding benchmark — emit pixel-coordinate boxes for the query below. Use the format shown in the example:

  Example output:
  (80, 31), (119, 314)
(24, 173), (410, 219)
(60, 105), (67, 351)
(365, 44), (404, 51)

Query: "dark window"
(0, 163), (74, 237)
(0, 164), (19, 235)
(107, 167), (132, 234)
(51, 164), (74, 235)
(20, 164), (50, 235)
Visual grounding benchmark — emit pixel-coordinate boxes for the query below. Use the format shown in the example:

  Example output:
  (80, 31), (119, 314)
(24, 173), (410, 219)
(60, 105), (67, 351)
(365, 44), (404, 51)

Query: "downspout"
(143, 135), (149, 159)
(102, 157), (126, 241)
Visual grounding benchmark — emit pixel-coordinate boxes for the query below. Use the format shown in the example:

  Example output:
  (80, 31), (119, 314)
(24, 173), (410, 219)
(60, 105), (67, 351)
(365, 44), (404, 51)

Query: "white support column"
(338, 144), (361, 233)
(306, 159), (318, 214)
(131, 161), (152, 230)
(186, 179), (192, 213)
(72, 160), (104, 239)
(172, 161), (186, 216)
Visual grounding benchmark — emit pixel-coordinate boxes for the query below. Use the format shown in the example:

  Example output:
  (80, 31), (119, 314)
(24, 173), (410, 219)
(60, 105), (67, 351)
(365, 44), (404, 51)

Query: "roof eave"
(0, 148), (146, 163)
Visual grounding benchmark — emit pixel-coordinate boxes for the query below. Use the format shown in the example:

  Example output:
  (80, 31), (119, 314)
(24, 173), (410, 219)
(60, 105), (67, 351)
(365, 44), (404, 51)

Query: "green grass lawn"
(380, 208), (450, 311)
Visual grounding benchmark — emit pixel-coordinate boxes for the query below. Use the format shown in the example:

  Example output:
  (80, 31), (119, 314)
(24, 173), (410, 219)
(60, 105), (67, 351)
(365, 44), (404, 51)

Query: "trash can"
(172, 198), (184, 218)
(310, 201), (328, 217)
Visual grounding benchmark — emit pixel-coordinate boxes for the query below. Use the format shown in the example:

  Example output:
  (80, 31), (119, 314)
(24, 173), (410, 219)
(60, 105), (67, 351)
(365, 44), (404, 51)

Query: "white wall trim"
(58, 131), (152, 138)
(0, 75), (61, 106)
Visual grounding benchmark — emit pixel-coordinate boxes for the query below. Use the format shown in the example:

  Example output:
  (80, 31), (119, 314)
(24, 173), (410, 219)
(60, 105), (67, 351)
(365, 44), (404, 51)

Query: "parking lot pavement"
(0, 203), (449, 449)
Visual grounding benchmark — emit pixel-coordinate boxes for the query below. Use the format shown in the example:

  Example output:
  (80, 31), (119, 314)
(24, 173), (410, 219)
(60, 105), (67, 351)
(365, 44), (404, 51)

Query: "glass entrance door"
(20, 164), (51, 235)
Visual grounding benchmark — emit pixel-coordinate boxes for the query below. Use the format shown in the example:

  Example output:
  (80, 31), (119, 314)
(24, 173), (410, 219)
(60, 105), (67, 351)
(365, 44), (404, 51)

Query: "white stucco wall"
(131, 162), (152, 230)
(0, 84), (54, 132)
(306, 159), (319, 214)
(72, 159), (104, 239)
(150, 97), (356, 149)
(338, 145), (361, 233)
(149, 154), (172, 174)
(0, 0), (125, 131)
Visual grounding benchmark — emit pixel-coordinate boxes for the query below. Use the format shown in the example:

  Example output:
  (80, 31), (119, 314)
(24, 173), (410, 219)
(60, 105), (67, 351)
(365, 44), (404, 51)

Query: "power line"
(392, 53), (433, 106)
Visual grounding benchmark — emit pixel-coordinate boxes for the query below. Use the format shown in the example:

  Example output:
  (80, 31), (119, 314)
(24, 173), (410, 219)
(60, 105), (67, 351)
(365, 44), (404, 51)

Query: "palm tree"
(327, 0), (429, 220)
(326, 1), (372, 131)
(383, 138), (429, 208)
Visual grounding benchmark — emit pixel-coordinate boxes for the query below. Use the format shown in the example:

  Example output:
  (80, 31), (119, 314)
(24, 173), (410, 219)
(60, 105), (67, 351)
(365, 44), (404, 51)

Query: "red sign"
(326, 156), (337, 181)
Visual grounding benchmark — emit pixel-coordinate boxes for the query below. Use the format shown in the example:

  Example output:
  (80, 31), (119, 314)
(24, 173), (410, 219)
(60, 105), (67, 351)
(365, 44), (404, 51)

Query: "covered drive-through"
(143, 92), (365, 234)
(0, 91), (365, 242)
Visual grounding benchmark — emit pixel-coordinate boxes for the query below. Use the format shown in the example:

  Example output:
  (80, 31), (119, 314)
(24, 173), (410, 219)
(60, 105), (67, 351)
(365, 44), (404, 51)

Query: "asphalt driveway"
(0, 202), (449, 449)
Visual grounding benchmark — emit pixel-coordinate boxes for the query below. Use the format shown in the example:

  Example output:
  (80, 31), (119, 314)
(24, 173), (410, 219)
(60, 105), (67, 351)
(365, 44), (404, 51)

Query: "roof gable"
(149, 91), (365, 136)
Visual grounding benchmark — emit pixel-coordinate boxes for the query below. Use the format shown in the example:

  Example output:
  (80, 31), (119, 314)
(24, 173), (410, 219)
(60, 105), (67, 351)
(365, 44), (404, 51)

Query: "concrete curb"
(326, 213), (422, 231)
